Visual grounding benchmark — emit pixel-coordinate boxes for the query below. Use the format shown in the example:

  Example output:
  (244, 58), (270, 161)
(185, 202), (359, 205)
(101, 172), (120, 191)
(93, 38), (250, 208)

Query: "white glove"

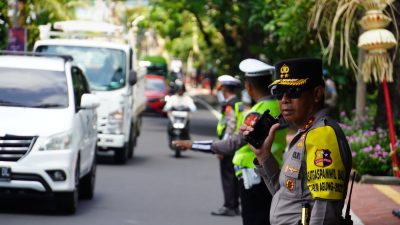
(242, 168), (261, 190)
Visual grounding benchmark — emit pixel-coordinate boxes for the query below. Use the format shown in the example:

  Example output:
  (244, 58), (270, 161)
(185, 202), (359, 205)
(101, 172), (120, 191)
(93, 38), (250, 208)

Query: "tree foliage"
(0, 1), (9, 50)
(11, 0), (85, 50)
(140, 0), (358, 114)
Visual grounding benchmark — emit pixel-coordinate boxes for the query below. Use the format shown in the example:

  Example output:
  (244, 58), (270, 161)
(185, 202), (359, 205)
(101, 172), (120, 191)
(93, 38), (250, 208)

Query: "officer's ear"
(313, 85), (324, 104)
(246, 82), (255, 98)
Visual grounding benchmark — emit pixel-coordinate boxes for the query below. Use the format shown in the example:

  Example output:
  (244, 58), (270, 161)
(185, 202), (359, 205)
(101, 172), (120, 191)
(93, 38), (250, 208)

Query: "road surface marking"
(373, 184), (400, 205)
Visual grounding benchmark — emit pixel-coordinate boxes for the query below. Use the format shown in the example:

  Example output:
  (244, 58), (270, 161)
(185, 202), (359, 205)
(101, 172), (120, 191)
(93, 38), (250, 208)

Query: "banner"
(7, 28), (26, 52)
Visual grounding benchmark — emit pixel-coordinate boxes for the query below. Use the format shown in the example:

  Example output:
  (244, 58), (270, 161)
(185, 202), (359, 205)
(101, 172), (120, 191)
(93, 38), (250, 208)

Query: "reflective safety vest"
(216, 101), (244, 139)
(233, 99), (287, 177)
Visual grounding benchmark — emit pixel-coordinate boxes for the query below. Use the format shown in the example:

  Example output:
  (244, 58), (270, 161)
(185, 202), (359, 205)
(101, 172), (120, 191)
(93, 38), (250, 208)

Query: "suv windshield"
(0, 68), (68, 108)
(36, 45), (126, 91)
(145, 78), (166, 92)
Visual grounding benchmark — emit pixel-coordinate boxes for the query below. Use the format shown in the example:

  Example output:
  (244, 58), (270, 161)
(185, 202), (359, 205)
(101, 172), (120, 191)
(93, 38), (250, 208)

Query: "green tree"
(0, 1), (9, 50)
(141, 0), (357, 114)
(18, 0), (87, 50)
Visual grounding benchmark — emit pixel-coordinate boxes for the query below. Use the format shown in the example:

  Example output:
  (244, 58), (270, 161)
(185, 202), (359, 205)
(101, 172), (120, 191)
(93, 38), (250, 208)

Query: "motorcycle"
(167, 105), (191, 157)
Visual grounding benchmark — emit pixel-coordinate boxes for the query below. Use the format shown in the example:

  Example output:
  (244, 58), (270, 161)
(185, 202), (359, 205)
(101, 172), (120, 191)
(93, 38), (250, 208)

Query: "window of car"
(0, 67), (68, 108)
(145, 78), (166, 92)
(36, 45), (127, 91)
(71, 66), (90, 108)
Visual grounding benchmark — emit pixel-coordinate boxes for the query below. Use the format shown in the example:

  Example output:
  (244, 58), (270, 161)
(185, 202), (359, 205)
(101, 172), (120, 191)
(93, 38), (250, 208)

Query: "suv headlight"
(107, 110), (124, 134)
(39, 131), (72, 151)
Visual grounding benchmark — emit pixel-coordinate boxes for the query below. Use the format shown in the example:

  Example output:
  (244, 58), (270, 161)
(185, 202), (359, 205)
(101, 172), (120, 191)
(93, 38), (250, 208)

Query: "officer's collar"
(257, 95), (274, 102)
(225, 95), (236, 103)
(299, 107), (329, 132)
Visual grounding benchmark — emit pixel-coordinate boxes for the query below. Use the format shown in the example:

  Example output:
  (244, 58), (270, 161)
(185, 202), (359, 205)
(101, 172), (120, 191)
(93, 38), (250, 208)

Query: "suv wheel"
(79, 155), (96, 199)
(128, 123), (136, 159)
(56, 159), (79, 214)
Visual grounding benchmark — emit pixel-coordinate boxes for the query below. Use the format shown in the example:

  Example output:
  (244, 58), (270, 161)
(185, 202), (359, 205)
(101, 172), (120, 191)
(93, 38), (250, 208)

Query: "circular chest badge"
(286, 178), (295, 192)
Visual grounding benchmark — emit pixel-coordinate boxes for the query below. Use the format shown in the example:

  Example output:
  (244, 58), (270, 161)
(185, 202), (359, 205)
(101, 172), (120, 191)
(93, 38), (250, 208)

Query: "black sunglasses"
(271, 86), (305, 100)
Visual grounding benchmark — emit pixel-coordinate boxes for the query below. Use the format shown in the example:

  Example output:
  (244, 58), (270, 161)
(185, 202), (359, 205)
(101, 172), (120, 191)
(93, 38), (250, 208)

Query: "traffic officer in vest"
(213, 75), (242, 216)
(173, 58), (287, 225)
(243, 58), (352, 225)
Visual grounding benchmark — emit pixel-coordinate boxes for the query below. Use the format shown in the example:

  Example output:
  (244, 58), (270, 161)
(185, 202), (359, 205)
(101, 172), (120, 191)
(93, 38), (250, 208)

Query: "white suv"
(0, 52), (99, 214)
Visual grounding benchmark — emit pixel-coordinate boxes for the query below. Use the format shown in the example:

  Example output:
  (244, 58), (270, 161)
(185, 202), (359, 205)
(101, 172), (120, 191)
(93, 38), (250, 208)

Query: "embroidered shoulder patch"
(314, 149), (332, 167)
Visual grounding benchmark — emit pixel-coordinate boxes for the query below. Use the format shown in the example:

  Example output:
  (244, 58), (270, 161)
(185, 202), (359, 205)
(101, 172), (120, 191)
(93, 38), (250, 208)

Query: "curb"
(192, 96), (221, 119)
(360, 175), (400, 185)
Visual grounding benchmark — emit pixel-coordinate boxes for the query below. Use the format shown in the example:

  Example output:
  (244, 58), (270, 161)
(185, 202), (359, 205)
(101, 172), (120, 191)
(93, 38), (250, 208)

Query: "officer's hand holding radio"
(240, 110), (281, 164)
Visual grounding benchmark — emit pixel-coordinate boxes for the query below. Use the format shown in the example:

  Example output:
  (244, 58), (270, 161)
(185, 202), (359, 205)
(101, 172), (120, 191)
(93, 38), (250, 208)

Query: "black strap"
(341, 171), (356, 225)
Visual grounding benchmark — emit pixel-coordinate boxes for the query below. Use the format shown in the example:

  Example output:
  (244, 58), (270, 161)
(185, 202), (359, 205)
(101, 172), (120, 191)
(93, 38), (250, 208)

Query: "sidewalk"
(351, 183), (400, 225)
(187, 86), (400, 225)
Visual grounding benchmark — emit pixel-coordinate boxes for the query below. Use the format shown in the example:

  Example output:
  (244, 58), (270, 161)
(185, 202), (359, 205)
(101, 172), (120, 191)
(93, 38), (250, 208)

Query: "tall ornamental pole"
(357, 0), (399, 177)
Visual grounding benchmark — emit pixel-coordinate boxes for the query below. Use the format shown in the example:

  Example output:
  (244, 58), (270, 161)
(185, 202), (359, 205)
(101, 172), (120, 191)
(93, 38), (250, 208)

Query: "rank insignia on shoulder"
(301, 117), (315, 131)
(314, 149), (333, 167)
(286, 178), (295, 191)
(297, 141), (303, 148)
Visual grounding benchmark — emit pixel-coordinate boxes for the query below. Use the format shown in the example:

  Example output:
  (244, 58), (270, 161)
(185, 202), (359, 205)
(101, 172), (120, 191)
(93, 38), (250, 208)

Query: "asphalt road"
(0, 104), (242, 225)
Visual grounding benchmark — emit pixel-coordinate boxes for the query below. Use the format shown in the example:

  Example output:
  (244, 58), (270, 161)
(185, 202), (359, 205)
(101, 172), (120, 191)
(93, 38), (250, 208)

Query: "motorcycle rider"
(163, 79), (197, 113)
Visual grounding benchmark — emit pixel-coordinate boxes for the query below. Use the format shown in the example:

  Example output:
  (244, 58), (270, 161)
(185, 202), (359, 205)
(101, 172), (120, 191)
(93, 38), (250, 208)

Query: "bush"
(339, 108), (400, 176)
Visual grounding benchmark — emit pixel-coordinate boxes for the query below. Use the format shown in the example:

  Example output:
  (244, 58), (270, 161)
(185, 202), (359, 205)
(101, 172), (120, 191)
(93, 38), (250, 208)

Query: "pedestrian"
(243, 58), (352, 225)
(173, 59), (287, 225)
(322, 69), (338, 117)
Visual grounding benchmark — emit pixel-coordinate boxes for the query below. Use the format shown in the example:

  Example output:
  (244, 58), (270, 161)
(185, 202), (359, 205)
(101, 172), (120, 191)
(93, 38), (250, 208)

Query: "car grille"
(0, 135), (37, 162)
(97, 116), (108, 134)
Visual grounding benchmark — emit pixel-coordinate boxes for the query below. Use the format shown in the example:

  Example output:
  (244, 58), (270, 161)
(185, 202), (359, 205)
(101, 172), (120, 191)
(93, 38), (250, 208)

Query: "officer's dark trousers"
(239, 179), (271, 225)
(219, 155), (239, 209)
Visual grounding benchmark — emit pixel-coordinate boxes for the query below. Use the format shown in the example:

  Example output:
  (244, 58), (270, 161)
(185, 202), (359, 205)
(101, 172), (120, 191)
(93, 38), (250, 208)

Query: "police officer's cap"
(217, 75), (241, 86)
(239, 59), (274, 77)
(269, 58), (325, 89)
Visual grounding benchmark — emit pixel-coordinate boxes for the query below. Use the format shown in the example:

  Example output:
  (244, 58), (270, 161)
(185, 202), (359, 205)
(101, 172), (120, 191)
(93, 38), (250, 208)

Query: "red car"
(144, 74), (168, 116)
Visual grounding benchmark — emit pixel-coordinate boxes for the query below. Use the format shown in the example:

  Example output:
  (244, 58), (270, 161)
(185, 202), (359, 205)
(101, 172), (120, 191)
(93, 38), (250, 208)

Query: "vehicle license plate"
(0, 167), (11, 181)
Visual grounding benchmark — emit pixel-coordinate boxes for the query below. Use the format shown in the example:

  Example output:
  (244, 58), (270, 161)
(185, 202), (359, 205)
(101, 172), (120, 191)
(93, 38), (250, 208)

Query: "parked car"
(144, 74), (168, 116)
(0, 52), (99, 214)
(35, 20), (146, 164)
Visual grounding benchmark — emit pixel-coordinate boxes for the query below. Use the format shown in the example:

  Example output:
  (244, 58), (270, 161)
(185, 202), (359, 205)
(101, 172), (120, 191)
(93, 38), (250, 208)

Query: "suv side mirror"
(80, 93), (100, 109)
(128, 70), (137, 85)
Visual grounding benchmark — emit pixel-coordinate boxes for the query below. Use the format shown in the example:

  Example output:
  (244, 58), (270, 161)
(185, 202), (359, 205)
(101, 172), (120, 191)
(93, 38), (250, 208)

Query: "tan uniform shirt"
(257, 108), (352, 225)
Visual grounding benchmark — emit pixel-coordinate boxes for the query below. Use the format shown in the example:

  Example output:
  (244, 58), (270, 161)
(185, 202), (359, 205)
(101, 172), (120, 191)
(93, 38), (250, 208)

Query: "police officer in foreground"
(174, 59), (287, 225)
(243, 58), (352, 225)
(213, 75), (242, 216)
